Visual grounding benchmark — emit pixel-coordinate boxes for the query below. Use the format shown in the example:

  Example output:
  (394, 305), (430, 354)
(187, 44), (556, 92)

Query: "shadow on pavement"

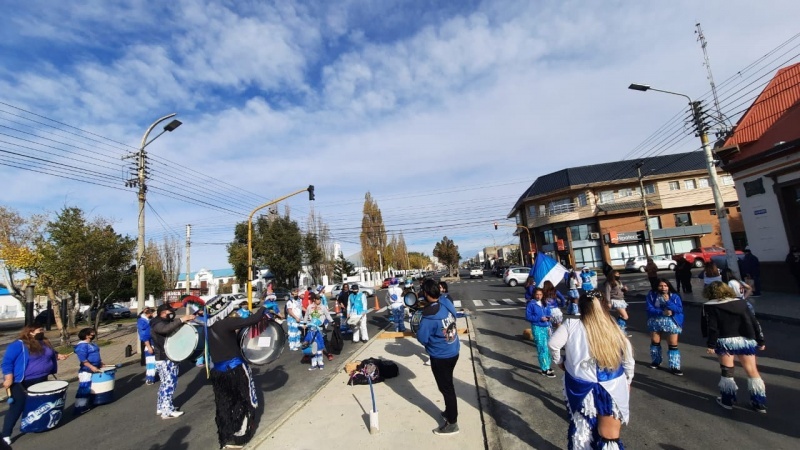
(148, 425), (192, 450)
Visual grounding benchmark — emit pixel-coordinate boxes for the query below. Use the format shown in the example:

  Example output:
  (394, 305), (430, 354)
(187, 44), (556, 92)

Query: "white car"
(503, 267), (529, 287)
(331, 283), (375, 298)
(624, 255), (676, 272)
(469, 268), (483, 278)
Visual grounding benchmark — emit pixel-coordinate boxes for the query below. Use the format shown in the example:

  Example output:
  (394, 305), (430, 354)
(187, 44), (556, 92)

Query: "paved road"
(451, 271), (800, 449)
(1, 306), (391, 450)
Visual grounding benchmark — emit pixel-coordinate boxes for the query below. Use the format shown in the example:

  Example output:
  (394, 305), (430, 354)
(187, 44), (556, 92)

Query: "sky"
(2, 0), (799, 271)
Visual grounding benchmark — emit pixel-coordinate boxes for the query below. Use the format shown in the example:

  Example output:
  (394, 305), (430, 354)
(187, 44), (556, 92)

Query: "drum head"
(27, 380), (69, 394)
(403, 292), (418, 307)
(240, 321), (287, 366)
(164, 324), (200, 362)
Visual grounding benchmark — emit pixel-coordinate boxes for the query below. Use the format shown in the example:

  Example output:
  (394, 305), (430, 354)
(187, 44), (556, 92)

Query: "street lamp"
(246, 186), (315, 310)
(136, 114), (182, 313)
(628, 83), (740, 278)
(495, 221), (535, 265)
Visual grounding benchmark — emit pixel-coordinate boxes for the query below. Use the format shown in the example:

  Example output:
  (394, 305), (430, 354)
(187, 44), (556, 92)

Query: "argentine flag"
(529, 253), (569, 288)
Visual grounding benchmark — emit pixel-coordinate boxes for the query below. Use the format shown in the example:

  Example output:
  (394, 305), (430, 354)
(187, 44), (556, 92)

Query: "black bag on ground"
(377, 359), (399, 379)
(329, 325), (344, 355)
(348, 358), (383, 385)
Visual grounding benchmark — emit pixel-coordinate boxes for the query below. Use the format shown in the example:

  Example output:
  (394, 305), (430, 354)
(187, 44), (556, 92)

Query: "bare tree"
(159, 236), (182, 290)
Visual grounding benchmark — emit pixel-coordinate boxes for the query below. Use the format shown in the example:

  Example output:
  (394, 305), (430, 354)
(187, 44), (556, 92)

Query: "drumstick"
(6, 388), (13, 404)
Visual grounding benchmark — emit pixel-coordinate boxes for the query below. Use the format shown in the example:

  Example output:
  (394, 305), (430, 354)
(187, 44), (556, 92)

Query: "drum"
(20, 380), (68, 433)
(410, 309), (424, 334)
(403, 291), (418, 308)
(90, 367), (116, 405)
(164, 323), (205, 362)
(239, 320), (287, 366)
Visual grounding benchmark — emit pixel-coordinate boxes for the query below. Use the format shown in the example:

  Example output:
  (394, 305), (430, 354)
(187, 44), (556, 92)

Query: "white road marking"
(473, 300), (484, 307)
(502, 298), (517, 304)
(453, 300), (462, 308)
(488, 299), (500, 306)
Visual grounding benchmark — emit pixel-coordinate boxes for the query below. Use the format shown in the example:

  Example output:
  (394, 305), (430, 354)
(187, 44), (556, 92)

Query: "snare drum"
(239, 321), (287, 366)
(20, 380), (69, 433)
(90, 367), (116, 405)
(164, 323), (205, 362)
(410, 309), (424, 334)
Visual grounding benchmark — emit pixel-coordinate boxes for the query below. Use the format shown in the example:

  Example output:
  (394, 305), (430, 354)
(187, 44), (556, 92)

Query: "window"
(674, 213), (692, 227)
(684, 179), (697, 190)
(698, 178), (709, 188)
(618, 188), (633, 198)
(539, 205), (546, 217)
(644, 184), (656, 194)
(528, 205), (537, 218)
(569, 224), (598, 241)
(577, 192), (588, 207)
(668, 181), (680, 191)
(720, 175), (734, 186)
(648, 216), (661, 230)
(599, 190), (614, 204)
(543, 230), (555, 244)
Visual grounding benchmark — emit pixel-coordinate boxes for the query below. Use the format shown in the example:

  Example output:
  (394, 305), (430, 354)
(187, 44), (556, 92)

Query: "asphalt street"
(0, 304), (391, 450)
(453, 269), (800, 450)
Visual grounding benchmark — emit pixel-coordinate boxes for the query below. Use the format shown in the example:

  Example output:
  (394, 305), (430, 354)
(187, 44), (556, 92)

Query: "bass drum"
(239, 320), (287, 366)
(409, 310), (424, 335)
(164, 324), (204, 362)
(403, 291), (418, 308)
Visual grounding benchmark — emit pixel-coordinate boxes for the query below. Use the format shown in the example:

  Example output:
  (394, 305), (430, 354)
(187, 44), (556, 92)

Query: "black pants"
(2, 376), (47, 438)
(430, 354), (459, 424)
(648, 277), (659, 291)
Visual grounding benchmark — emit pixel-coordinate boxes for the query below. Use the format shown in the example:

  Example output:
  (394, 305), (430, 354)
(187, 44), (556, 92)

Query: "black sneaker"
(433, 422), (459, 436)
(716, 397), (733, 410)
(543, 369), (556, 378)
(751, 402), (767, 414)
(648, 363), (660, 369)
(671, 368), (684, 376)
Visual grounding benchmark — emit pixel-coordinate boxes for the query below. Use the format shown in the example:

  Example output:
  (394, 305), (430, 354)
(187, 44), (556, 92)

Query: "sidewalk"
(629, 276), (800, 324)
(250, 315), (489, 450)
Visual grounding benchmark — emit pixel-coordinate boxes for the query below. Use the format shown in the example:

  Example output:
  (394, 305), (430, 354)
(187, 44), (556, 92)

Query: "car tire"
(694, 259), (705, 268)
(668, 264), (676, 271)
(508, 279), (518, 287)
(638, 266), (646, 273)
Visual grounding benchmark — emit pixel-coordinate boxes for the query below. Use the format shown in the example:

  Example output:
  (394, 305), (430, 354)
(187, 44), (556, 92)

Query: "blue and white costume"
(567, 275), (581, 315)
(137, 314), (157, 384)
(526, 300), (552, 374)
(549, 318), (634, 450)
(348, 289), (369, 342)
(387, 281), (406, 332)
(286, 297), (303, 351)
(579, 268), (596, 292)
(74, 340), (102, 414)
(303, 325), (326, 369)
(645, 291), (684, 370)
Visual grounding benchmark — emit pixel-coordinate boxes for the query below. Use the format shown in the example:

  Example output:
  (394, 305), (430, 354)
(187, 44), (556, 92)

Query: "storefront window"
(573, 246), (602, 268)
(569, 223), (598, 241)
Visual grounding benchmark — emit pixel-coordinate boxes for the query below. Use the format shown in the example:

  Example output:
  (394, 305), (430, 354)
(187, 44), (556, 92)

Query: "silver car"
(624, 255), (676, 272)
(503, 267), (529, 287)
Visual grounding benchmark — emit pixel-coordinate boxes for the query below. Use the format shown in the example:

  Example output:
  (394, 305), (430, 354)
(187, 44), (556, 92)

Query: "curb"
(465, 314), (501, 450)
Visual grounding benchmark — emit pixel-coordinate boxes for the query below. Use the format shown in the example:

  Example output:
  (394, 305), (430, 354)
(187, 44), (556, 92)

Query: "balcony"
(530, 202), (596, 227)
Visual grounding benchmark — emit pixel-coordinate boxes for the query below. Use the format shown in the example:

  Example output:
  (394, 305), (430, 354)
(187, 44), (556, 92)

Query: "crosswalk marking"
(473, 300), (484, 307)
(502, 298), (517, 305)
(487, 299), (499, 306)
(517, 298), (526, 302)
(453, 300), (462, 308)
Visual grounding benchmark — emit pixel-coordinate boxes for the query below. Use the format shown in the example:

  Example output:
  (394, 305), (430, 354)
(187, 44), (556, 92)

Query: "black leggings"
(430, 354), (459, 424)
(2, 376), (48, 438)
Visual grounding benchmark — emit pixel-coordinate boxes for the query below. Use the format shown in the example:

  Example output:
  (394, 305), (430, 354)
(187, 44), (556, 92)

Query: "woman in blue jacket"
(137, 308), (157, 385)
(416, 279), (461, 436)
(525, 288), (555, 378)
(646, 278), (684, 376)
(2, 325), (68, 445)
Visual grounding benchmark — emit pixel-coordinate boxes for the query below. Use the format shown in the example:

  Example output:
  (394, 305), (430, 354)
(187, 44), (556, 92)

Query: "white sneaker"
(161, 410), (185, 419)
(3, 437), (11, 445)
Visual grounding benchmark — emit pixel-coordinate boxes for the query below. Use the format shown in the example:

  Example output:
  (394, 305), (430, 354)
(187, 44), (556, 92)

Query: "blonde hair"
(703, 280), (737, 300)
(578, 292), (631, 370)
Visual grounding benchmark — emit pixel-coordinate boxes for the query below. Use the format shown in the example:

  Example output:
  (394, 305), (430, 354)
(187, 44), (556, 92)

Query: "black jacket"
(207, 307), (266, 363)
(150, 316), (185, 361)
(701, 298), (764, 349)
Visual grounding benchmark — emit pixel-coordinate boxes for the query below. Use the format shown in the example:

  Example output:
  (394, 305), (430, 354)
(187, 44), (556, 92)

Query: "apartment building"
(508, 151), (745, 269)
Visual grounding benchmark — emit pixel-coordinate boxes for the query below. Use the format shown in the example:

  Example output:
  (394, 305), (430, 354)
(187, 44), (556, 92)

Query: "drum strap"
(203, 305), (210, 379)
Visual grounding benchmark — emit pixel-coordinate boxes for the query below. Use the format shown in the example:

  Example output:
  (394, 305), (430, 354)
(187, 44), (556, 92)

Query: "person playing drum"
(203, 295), (267, 449)
(2, 325), (69, 445)
(150, 303), (195, 419)
(74, 327), (104, 415)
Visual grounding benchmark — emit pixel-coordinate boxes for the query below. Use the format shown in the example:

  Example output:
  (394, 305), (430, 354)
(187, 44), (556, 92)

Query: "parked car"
(224, 293), (261, 309)
(382, 278), (393, 288)
(469, 268), (484, 278)
(272, 287), (291, 301)
(331, 283), (375, 298)
(87, 303), (132, 321)
(674, 246), (744, 268)
(503, 267), (529, 287)
(624, 255), (676, 272)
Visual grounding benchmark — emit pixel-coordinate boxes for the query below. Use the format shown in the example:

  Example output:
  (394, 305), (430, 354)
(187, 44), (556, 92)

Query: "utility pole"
(185, 224), (191, 294)
(636, 162), (657, 257)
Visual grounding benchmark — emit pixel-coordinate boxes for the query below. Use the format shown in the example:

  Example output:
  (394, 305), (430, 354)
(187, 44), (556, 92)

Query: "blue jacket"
(416, 297), (460, 359)
(74, 341), (102, 372)
(525, 301), (551, 328)
(2, 340), (58, 383)
(645, 291), (684, 327)
(137, 315), (152, 343)
(524, 285), (536, 302)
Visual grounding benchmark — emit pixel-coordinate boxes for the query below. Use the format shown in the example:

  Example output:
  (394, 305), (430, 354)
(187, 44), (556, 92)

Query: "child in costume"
(525, 288), (555, 378)
(567, 271), (581, 315)
(302, 324), (326, 370)
(646, 278), (684, 375)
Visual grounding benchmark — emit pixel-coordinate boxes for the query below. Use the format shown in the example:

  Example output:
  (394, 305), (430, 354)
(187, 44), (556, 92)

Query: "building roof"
(725, 63), (800, 150)
(179, 268), (235, 280)
(511, 151), (708, 213)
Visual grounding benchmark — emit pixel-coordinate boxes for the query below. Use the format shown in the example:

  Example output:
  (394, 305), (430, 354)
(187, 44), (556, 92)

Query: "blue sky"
(2, 0), (799, 270)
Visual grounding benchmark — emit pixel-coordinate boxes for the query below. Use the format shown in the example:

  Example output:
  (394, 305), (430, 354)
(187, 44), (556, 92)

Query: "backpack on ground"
(348, 358), (383, 385)
(329, 325), (344, 355)
(377, 359), (399, 379)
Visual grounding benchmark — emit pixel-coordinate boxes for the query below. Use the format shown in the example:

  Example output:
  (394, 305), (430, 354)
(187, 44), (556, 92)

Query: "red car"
(381, 278), (393, 288)
(674, 246), (744, 268)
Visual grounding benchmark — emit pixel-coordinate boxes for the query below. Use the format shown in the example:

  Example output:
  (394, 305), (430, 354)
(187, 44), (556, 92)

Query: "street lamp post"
(494, 221), (535, 265)
(636, 161), (657, 257)
(246, 186), (315, 310)
(628, 83), (740, 278)
(134, 114), (182, 313)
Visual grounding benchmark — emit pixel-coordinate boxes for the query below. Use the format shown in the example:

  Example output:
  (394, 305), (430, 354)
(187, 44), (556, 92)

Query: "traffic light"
(251, 265), (260, 280)
(636, 230), (646, 241)
(494, 222), (498, 230)
(308, 185), (315, 201)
